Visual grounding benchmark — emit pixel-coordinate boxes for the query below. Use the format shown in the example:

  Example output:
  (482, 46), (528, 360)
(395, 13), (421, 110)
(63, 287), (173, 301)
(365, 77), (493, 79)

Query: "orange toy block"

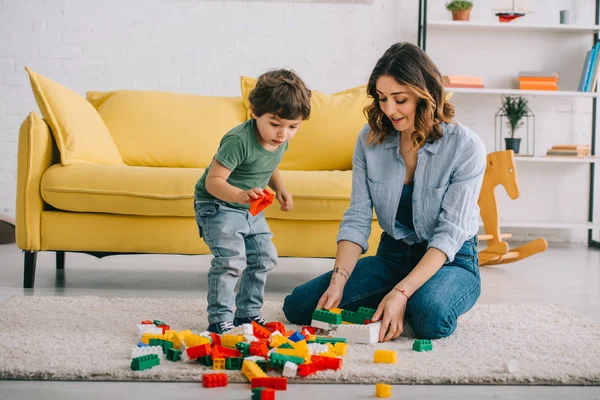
(249, 189), (274, 216)
(252, 321), (272, 339)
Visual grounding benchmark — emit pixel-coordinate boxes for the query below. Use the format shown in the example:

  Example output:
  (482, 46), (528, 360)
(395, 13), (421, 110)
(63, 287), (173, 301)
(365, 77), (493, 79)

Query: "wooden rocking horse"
(477, 150), (548, 265)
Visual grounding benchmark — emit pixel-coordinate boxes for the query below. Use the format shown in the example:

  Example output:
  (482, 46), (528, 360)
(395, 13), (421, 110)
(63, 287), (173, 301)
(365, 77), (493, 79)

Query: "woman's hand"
(316, 277), (345, 310)
(371, 289), (408, 342)
(276, 188), (293, 212)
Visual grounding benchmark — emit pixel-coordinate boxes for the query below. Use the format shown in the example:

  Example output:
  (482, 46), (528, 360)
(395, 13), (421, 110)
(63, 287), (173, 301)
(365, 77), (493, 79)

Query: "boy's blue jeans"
(283, 233), (481, 339)
(195, 200), (277, 324)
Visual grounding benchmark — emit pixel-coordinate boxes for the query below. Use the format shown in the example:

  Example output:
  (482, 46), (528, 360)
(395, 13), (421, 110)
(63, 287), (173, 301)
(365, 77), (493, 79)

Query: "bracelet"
(333, 266), (349, 281)
(393, 287), (409, 300)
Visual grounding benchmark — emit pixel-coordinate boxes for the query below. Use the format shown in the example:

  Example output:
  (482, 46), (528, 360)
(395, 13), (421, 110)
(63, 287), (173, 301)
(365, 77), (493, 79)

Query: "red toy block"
(141, 320), (153, 325)
(157, 324), (170, 334)
(211, 345), (242, 359)
(302, 326), (317, 335)
(249, 341), (269, 357)
(202, 373), (228, 388)
(252, 321), (272, 339)
(311, 355), (342, 371)
(265, 322), (285, 334)
(209, 333), (221, 347)
(311, 357), (325, 371)
(249, 189), (274, 216)
(251, 377), (287, 391)
(297, 363), (317, 377)
(187, 343), (211, 359)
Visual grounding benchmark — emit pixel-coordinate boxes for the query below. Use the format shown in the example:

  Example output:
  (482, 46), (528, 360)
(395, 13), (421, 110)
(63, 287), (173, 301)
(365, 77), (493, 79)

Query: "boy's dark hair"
(249, 69), (311, 121)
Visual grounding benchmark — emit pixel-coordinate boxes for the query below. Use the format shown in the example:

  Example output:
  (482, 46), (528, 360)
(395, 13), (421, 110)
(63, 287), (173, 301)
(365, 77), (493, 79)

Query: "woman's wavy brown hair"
(364, 42), (454, 149)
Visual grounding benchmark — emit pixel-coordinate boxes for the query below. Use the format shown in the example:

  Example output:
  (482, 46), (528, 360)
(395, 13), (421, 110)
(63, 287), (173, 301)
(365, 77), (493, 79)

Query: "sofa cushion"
(86, 90), (247, 168)
(241, 76), (370, 171)
(40, 164), (359, 221)
(24, 67), (125, 166)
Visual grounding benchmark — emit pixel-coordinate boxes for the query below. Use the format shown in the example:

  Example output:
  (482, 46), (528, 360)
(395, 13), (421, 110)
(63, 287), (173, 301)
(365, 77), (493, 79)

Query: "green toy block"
(197, 355), (213, 367)
(225, 357), (244, 370)
(251, 387), (267, 400)
(269, 352), (304, 370)
(412, 339), (433, 352)
(356, 307), (376, 322)
(341, 309), (363, 324)
(153, 320), (167, 326)
(279, 342), (294, 349)
(236, 342), (250, 357)
(314, 336), (347, 345)
(166, 348), (181, 361)
(255, 359), (268, 373)
(131, 354), (160, 371)
(312, 309), (342, 325)
(149, 338), (174, 354)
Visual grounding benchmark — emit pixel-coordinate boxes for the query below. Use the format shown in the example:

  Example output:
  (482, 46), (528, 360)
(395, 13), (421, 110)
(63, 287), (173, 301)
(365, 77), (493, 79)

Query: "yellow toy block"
(319, 351), (338, 358)
(141, 332), (164, 345)
(221, 334), (245, 349)
(326, 343), (335, 353)
(169, 329), (193, 350)
(241, 360), (267, 382)
(328, 308), (343, 314)
(307, 334), (317, 341)
(185, 334), (211, 348)
(269, 334), (294, 348)
(334, 342), (348, 357)
(213, 357), (225, 370)
(376, 383), (392, 398)
(374, 350), (397, 364)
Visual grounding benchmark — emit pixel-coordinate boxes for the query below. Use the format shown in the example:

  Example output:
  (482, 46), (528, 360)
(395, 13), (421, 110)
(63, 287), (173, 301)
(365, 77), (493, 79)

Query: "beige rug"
(0, 296), (599, 384)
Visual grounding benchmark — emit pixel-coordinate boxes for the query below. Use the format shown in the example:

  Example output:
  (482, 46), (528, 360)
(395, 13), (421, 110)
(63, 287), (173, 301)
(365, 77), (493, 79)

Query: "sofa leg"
(56, 251), (65, 270)
(24, 251), (37, 289)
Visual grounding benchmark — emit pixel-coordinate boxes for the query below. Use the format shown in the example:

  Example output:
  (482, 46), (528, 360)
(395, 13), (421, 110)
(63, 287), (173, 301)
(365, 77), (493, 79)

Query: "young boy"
(194, 69), (311, 334)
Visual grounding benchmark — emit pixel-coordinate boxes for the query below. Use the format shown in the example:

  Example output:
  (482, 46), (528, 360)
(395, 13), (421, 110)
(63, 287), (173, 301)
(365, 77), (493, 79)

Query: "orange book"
(443, 76), (484, 85)
(518, 76), (558, 83)
(444, 83), (485, 88)
(520, 81), (558, 91)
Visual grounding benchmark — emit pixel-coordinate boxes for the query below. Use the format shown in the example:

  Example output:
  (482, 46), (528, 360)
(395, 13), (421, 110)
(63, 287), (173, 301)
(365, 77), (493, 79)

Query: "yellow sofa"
(16, 69), (384, 288)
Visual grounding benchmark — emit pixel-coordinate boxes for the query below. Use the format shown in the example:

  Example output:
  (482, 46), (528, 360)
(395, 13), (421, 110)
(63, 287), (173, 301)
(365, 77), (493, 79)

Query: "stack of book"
(546, 144), (591, 157)
(578, 42), (600, 92)
(518, 71), (559, 91)
(442, 76), (484, 88)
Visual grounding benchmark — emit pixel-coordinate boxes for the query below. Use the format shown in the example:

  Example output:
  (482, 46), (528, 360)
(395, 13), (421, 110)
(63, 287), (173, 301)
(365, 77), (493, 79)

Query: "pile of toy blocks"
(312, 306), (383, 344)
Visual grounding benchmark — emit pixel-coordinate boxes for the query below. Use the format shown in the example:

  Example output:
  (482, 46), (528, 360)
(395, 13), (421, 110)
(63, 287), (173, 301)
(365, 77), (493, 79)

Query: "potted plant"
(446, 1), (473, 21)
(500, 96), (529, 154)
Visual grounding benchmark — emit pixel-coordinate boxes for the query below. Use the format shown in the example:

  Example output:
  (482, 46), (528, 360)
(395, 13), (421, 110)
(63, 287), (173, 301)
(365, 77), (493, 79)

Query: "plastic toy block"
(185, 334), (211, 348)
(202, 372), (228, 388)
(137, 342), (148, 347)
(131, 345), (163, 360)
(242, 360), (268, 381)
(141, 332), (164, 344)
(269, 335), (294, 348)
(334, 321), (381, 344)
(221, 334), (245, 349)
(152, 320), (167, 326)
(311, 357), (326, 371)
(252, 321), (272, 339)
(288, 332), (305, 342)
(282, 361), (298, 378)
(213, 357), (225, 370)
(130, 354), (160, 371)
(249, 341), (269, 357)
(311, 355), (342, 371)
(137, 324), (163, 336)
(141, 320), (153, 324)
(236, 342), (251, 357)
(209, 333), (221, 346)
(328, 307), (343, 314)
(356, 307), (376, 322)
(340, 309), (363, 325)
(197, 355), (213, 367)
(251, 387), (275, 400)
(376, 383), (392, 398)
(312, 309), (342, 325)
(225, 357), (244, 370)
(311, 319), (334, 330)
(269, 352), (304, 370)
(297, 362), (317, 377)
(412, 339), (433, 352)
(307, 342), (329, 356)
(156, 324), (170, 334)
(186, 343), (211, 360)
(279, 342), (294, 349)
(255, 359), (268, 373)
(149, 338), (174, 354)
(265, 322), (285, 334)
(314, 336), (346, 345)
(302, 326), (317, 334)
(211, 345), (242, 359)
(334, 342), (348, 357)
(251, 377), (287, 391)
(249, 188), (274, 216)
(166, 348), (182, 362)
(374, 350), (397, 364)
(229, 323), (254, 336)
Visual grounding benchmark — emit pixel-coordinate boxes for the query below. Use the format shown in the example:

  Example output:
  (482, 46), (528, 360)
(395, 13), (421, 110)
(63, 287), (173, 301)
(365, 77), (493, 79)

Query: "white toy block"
(307, 343), (329, 355)
(311, 319), (334, 330)
(131, 345), (163, 359)
(282, 361), (298, 378)
(333, 321), (381, 344)
(230, 323), (253, 336)
(244, 355), (267, 363)
(137, 324), (162, 336)
(503, 359), (519, 373)
(269, 330), (283, 339)
(244, 334), (258, 343)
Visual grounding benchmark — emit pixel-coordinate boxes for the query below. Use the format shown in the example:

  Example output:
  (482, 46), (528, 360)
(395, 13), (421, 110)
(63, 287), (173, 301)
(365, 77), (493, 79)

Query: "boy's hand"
(237, 188), (264, 204)
(276, 188), (293, 212)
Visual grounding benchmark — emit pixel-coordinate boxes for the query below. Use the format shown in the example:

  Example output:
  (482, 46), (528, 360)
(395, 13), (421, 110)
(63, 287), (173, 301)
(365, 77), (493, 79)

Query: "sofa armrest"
(16, 112), (59, 250)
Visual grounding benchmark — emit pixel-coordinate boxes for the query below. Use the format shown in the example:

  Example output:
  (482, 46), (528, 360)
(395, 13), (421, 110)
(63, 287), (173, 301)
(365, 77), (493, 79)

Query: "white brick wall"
(1, 0), (598, 243)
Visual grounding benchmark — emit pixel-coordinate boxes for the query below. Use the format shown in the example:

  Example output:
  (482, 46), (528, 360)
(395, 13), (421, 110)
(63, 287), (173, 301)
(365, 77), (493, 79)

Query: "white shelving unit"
(418, 1), (599, 248)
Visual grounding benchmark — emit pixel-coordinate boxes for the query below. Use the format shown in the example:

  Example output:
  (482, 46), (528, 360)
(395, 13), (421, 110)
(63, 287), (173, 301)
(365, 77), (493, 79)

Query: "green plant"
(501, 96), (529, 138)
(445, 1), (473, 11)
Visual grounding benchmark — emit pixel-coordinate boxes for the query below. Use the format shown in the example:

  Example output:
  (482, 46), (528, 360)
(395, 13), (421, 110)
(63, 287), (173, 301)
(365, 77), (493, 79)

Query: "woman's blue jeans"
(283, 233), (481, 339)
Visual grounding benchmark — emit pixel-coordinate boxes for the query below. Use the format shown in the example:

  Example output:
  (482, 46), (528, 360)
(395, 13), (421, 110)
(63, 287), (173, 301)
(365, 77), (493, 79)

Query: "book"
(519, 81), (558, 91)
(518, 71), (559, 78)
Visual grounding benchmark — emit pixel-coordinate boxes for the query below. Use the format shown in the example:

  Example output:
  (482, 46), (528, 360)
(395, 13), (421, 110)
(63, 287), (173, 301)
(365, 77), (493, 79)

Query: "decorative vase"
(505, 138), (521, 154)
(452, 8), (472, 21)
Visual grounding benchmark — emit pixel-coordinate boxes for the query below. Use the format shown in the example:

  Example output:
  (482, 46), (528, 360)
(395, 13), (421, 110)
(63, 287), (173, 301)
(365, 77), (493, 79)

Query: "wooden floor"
(0, 242), (599, 398)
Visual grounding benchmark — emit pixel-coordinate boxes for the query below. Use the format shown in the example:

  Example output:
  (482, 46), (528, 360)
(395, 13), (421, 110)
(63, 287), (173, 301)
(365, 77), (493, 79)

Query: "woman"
(282, 42), (486, 342)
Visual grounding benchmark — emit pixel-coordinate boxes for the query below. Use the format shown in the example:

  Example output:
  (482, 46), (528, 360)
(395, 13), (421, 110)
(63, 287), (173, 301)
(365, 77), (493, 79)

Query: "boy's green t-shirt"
(194, 119), (288, 209)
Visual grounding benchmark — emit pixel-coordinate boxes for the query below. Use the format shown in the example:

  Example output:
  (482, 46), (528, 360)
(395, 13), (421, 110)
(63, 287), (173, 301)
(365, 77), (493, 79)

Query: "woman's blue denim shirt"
(336, 122), (486, 263)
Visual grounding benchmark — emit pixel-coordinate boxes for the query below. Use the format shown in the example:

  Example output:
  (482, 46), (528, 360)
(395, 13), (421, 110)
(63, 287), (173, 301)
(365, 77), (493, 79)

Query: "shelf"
(514, 156), (599, 164)
(480, 221), (600, 229)
(445, 87), (600, 97)
(428, 20), (600, 33)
